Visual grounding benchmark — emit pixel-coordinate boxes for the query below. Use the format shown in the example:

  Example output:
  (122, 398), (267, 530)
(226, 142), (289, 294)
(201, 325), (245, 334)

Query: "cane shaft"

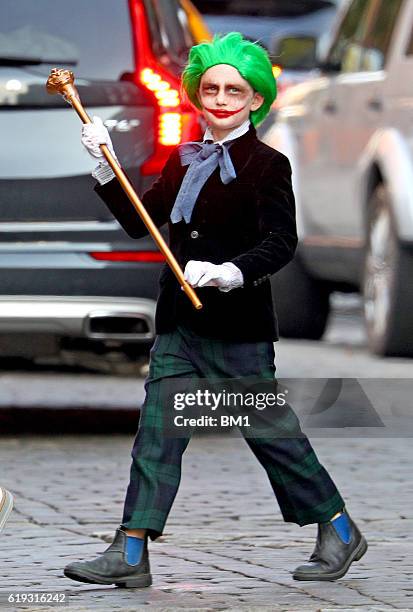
(68, 92), (91, 125)
(99, 143), (202, 309)
(60, 83), (202, 310)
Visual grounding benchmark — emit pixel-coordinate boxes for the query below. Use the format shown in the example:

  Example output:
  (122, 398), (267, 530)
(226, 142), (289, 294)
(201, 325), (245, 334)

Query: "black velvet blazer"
(95, 123), (297, 342)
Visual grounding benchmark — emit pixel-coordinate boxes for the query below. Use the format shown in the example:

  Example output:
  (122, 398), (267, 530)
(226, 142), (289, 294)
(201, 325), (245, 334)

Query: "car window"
(143, 0), (195, 74)
(0, 0), (134, 80)
(326, 0), (372, 71)
(361, 0), (403, 70)
(158, 0), (195, 62)
(143, 0), (170, 63)
(327, 0), (403, 73)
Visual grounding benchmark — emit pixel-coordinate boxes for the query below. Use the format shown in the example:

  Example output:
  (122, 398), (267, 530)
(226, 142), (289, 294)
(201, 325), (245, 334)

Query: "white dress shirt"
(203, 119), (251, 144)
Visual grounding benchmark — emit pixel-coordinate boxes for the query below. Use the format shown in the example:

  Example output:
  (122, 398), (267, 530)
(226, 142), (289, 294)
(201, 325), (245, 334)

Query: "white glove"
(184, 261), (244, 292)
(81, 116), (118, 185)
(81, 115), (117, 161)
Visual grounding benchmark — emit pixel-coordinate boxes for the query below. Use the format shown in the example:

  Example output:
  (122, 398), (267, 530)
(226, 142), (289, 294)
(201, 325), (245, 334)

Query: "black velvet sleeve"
(93, 148), (178, 239)
(230, 153), (298, 288)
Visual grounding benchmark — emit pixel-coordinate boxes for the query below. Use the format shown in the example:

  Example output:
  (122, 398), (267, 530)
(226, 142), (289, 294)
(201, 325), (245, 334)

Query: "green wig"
(182, 32), (277, 127)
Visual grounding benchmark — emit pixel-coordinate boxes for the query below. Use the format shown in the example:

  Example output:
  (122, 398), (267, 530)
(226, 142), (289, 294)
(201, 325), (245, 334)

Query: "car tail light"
(140, 67), (183, 146)
(140, 68), (180, 108)
(129, 0), (202, 176)
(159, 112), (182, 146)
(139, 65), (200, 174)
(272, 64), (283, 79)
(89, 251), (165, 262)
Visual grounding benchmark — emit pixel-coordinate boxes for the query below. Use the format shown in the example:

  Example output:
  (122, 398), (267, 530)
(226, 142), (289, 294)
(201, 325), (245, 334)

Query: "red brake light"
(89, 251), (165, 262)
(140, 68), (180, 108)
(140, 67), (183, 146)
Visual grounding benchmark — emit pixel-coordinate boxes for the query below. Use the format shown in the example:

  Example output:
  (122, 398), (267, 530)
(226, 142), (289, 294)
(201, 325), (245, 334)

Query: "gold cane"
(45, 68), (202, 310)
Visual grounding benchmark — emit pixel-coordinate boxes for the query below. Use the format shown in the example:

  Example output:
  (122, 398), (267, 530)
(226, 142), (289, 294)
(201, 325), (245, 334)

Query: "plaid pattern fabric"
(121, 325), (344, 540)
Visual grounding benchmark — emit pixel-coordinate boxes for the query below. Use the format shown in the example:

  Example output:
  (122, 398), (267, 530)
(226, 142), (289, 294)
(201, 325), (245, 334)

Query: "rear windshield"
(0, 0), (135, 80)
(191, 0), (337, 17)
(191, 0), (339, 52)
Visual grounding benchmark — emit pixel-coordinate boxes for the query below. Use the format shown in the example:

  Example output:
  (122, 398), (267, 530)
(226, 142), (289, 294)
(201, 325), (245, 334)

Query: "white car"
(263, 0), (413, 357)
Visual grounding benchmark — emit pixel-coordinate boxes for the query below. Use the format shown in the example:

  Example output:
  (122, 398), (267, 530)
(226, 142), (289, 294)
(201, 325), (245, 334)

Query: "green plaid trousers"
(121, 325), (345, 540)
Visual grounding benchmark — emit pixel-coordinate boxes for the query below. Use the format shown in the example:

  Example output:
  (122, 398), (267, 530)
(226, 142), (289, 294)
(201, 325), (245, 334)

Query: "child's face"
(197, 64), (264, 135)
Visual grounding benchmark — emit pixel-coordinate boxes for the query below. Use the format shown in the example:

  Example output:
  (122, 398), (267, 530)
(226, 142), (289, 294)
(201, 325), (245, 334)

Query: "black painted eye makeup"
(201, 82), (246, 93)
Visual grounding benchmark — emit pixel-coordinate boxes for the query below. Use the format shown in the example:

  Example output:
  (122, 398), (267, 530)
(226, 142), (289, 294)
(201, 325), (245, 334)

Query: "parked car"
(262, 0), (413, 356)
(0, 0), (211, 368)
(191, 0), (341, 96)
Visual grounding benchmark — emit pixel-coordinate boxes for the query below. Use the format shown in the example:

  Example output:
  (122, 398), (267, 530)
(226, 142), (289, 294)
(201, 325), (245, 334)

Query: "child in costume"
(64, 32), (367, 587)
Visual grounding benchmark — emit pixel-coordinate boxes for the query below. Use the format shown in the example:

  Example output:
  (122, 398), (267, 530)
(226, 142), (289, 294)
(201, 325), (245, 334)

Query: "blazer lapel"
(226, 123), (259, 176)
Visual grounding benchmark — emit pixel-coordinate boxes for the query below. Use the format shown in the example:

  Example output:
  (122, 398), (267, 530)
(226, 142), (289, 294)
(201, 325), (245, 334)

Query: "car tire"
(271, 255), (331, 340)
(363, 183), (413, 356)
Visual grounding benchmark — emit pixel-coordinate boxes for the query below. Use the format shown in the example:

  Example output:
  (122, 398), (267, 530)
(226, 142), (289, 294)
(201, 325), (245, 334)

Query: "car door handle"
(367, 98), (383, 112)
(323, 101), (337, 114)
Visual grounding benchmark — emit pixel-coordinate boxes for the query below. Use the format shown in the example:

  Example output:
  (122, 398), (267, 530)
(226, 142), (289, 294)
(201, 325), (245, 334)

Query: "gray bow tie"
(170, 140), (237, 224)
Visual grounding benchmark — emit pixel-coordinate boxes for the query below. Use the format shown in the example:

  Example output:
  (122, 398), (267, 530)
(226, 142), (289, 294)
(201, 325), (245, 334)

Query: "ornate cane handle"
(46, 68), (90, 123)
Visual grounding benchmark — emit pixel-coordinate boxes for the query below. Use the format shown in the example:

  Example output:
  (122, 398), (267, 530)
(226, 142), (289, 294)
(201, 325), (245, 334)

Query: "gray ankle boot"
(292, 510), (368, 581)
(64, 528), (152, 588)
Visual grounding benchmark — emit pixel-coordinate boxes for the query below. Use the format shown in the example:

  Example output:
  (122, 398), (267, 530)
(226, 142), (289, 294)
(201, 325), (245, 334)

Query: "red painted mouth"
(205, 106), (246, 118)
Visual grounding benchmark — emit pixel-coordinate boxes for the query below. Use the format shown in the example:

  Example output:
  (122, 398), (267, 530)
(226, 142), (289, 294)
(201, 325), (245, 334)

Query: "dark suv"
(0, 0), (209, 365)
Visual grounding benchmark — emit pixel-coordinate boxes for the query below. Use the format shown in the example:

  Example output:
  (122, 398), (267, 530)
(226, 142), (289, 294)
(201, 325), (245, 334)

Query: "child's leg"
(121, 330), (199, 541)
(243, 433), (345, 526)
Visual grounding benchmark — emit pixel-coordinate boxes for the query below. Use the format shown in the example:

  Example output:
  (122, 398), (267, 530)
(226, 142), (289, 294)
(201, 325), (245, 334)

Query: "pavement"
(0, 294), (412, 610)
(0, 433), (412, 611)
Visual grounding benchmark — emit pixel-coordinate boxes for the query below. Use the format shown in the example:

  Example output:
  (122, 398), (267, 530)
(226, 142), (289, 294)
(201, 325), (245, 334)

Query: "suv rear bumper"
(0, 296), (156, 342)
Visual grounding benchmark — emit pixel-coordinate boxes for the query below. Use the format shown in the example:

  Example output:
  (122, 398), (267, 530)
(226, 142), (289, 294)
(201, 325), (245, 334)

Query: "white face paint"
(197, 64), (264, 141)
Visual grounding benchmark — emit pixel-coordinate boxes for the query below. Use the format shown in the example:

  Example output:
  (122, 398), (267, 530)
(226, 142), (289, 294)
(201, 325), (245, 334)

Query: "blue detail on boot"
(126, 536), (144, 565)
(331, 511), (351, 544)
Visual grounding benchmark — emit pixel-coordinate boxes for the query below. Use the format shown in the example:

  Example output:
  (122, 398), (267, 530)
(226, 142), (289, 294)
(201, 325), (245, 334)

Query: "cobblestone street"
(0, 433), (411, 611)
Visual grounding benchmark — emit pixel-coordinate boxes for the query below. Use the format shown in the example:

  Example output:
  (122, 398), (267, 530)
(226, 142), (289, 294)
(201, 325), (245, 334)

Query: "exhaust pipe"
(85, 311), (153, 341)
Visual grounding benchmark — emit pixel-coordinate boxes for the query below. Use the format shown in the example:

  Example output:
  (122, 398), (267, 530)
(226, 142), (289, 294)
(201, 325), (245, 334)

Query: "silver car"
(263, 0), (413, 357)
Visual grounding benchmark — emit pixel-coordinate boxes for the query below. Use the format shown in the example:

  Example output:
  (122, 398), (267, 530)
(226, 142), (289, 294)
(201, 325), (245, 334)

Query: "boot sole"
(292, 536), (368, 581)
(64, 568), (152, 589)
(0, 489), (13, 534)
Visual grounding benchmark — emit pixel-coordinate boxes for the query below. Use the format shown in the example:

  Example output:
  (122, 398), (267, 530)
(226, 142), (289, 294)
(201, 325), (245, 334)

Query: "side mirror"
(271, 35), (318, 71)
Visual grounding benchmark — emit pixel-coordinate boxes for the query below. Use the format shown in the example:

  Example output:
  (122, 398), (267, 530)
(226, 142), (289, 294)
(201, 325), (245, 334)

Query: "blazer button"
(190, 230), (199, 239)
